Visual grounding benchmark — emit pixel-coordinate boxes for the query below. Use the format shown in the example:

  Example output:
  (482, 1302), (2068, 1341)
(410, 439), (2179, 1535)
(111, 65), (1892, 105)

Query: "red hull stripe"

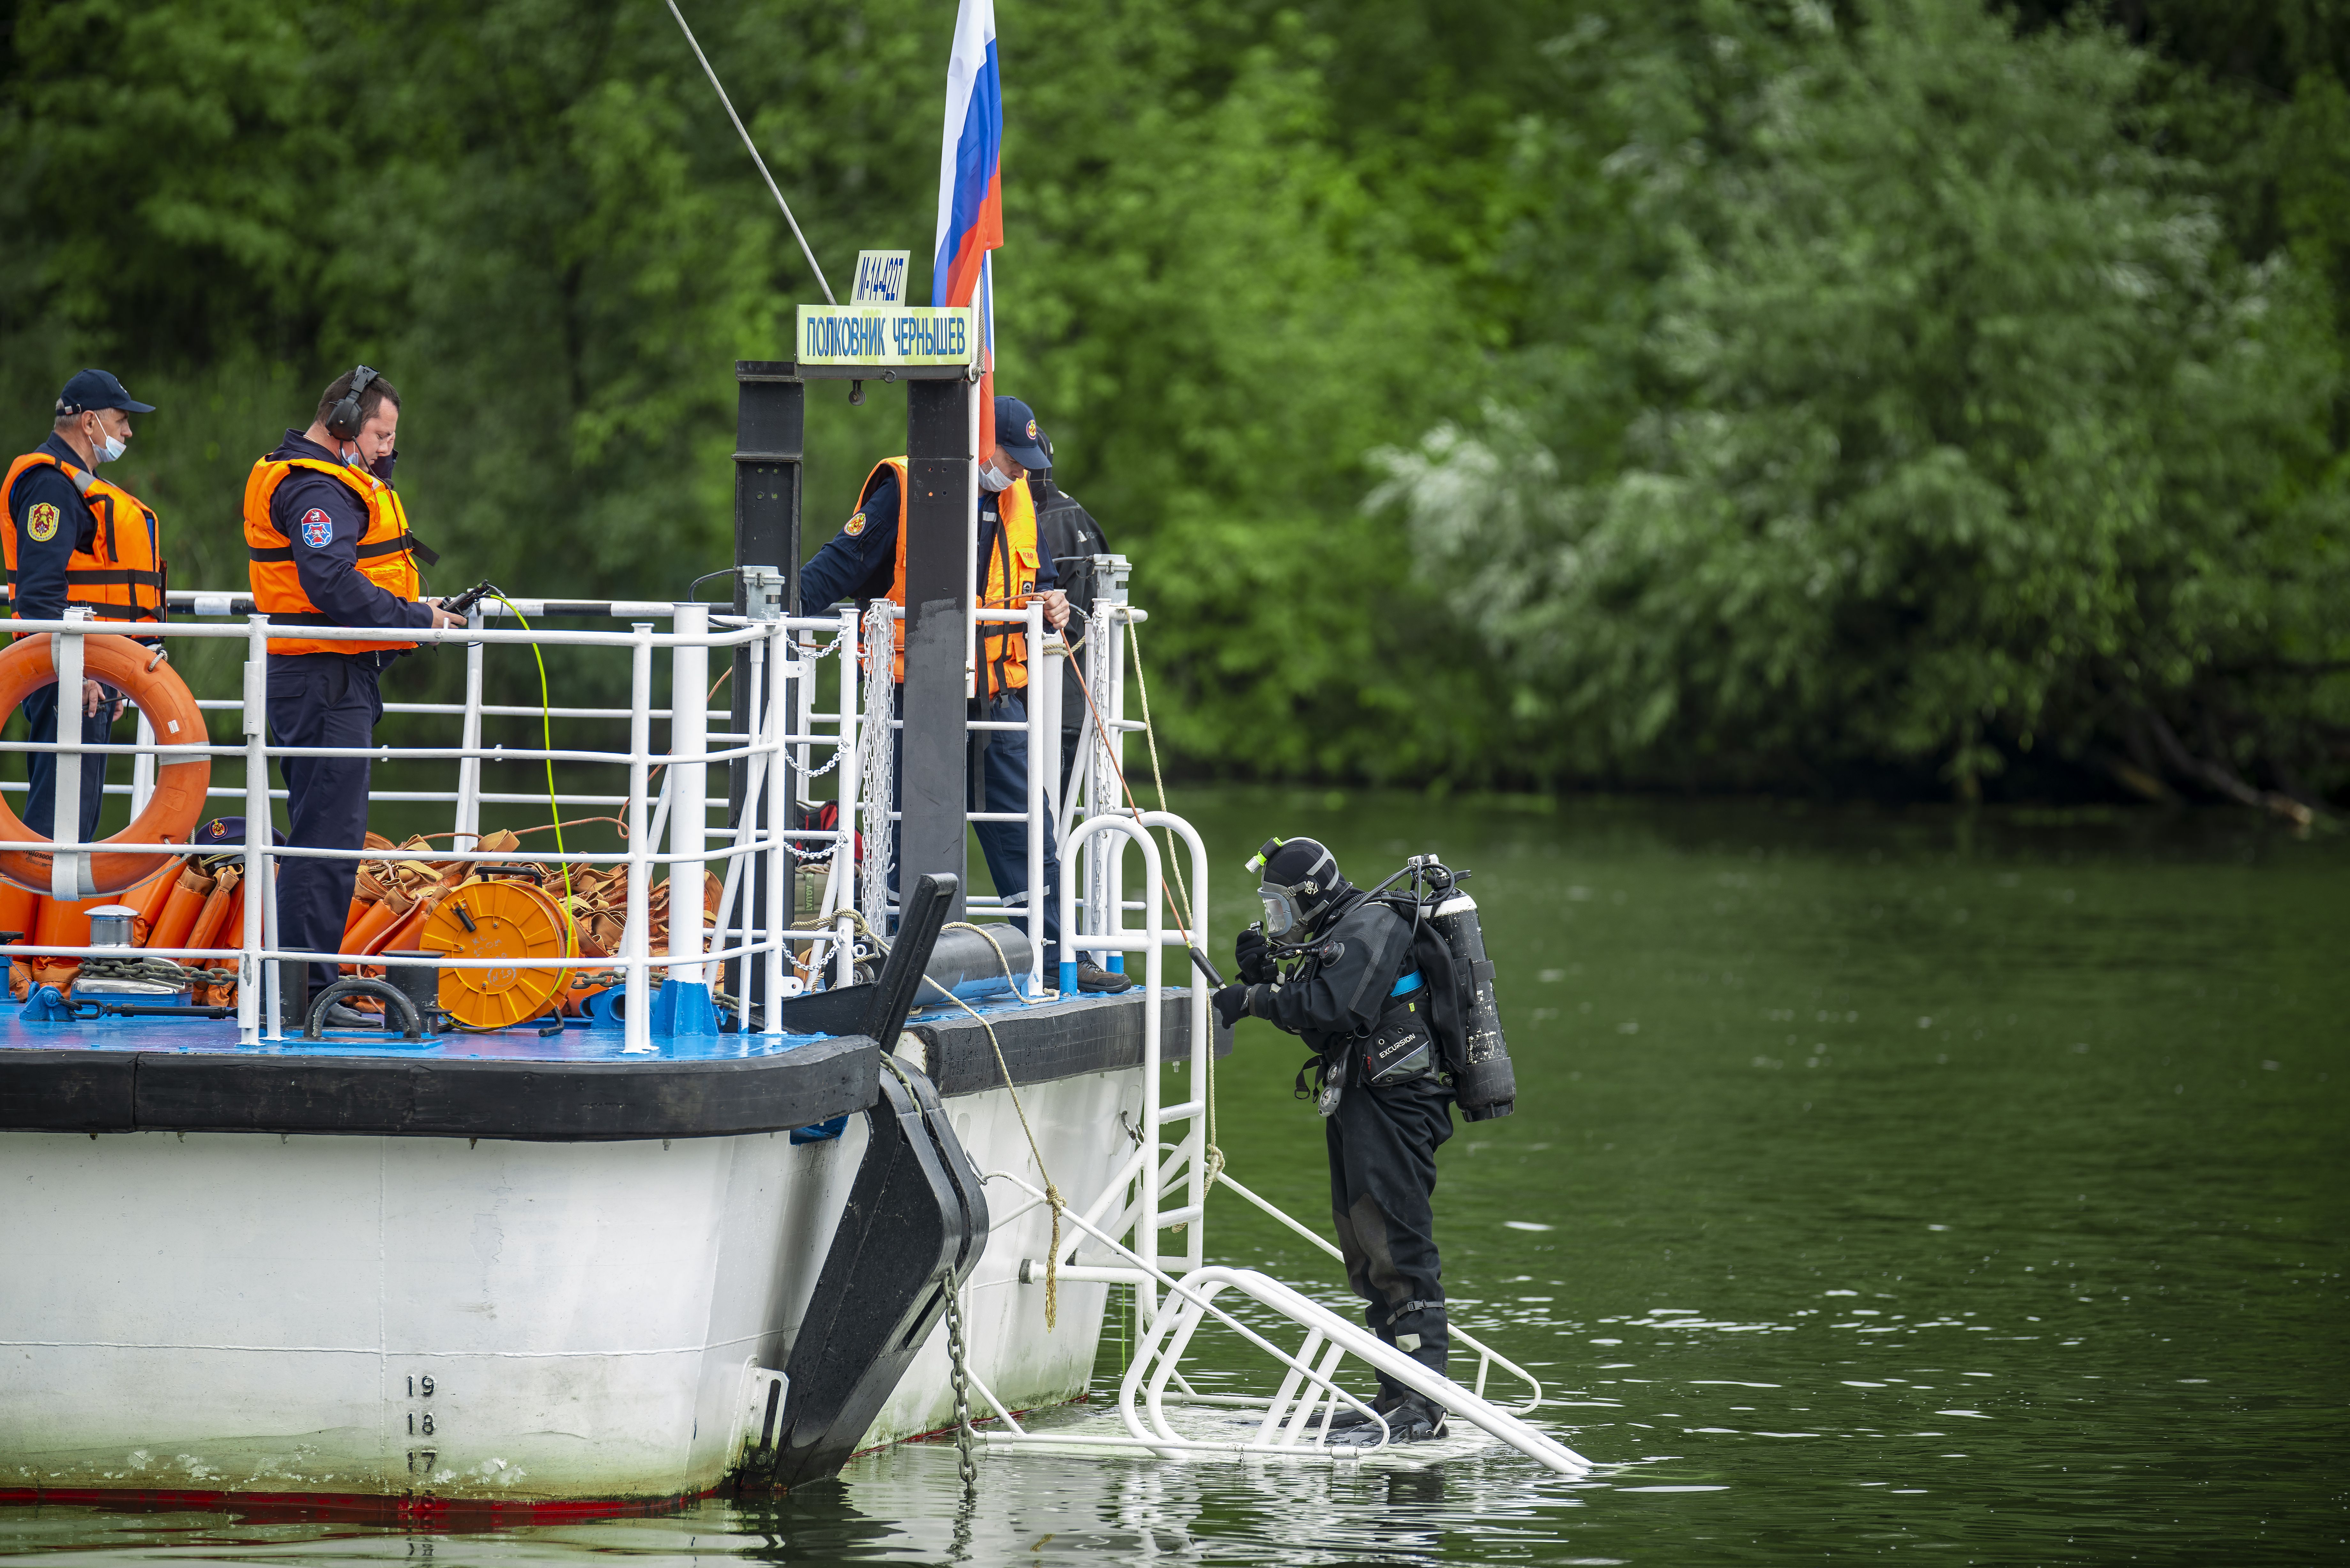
(0, 1485), (708, 1524)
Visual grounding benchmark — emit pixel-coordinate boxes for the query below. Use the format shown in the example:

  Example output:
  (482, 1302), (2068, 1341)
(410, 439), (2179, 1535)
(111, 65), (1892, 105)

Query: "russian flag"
(932, 0), (1002, 455)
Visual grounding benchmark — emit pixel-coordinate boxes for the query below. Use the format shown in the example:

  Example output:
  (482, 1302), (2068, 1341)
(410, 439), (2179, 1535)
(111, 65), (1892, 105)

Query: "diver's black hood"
(1255, 835), (1355, 941)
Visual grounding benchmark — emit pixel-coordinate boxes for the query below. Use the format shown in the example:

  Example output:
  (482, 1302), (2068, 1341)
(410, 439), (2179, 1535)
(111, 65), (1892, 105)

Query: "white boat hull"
(0, 1069), (1142, 1505)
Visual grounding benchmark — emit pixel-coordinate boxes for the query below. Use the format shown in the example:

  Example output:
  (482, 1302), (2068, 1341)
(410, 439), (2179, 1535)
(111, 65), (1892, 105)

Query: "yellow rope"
(919, 958), (1065, 1330)
(489, 593), (574, 914)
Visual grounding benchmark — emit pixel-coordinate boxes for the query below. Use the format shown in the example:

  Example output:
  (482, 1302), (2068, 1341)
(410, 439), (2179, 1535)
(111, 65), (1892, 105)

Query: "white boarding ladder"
(1050, 811), (1215, 1317)
(983, 1172), (1594, 1474)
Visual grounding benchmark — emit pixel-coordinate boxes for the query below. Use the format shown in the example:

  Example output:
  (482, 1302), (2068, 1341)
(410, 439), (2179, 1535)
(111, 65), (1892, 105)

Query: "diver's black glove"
(1234, 924), (1274, 984)
(1213, 984), (1254, 1030)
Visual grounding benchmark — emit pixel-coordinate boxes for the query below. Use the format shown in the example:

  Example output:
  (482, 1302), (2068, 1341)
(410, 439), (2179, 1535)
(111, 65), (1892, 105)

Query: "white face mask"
(87, 421), (125, 464)
(977, 458), (1016, 494)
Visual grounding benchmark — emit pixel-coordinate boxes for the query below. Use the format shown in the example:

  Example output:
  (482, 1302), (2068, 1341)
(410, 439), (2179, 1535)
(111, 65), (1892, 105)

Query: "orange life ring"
(0, 633), (210, 897)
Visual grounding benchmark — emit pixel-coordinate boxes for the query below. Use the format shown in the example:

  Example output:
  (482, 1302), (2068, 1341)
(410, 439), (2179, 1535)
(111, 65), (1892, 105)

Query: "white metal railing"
(0, 593), (883, 1048)
(1038, 806), (1210, 1326)
(4, 574), (1154, 1039)
(841, 573), (1143, 999)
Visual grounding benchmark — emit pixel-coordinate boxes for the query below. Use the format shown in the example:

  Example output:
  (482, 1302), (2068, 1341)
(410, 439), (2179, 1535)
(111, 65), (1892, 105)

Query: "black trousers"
(21, 683), (113, 843)
(885, 684), (1064, 972)
(1326, 1071), (1455, 1404)
(268, 653), (381, 998)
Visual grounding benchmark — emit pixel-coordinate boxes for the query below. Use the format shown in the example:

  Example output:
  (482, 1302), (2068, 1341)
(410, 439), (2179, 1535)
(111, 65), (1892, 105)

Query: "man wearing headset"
(243, 367), (460, 1025)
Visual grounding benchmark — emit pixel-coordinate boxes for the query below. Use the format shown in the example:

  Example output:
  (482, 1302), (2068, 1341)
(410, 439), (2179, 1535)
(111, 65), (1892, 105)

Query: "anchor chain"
(944, 1275), (977, 1489)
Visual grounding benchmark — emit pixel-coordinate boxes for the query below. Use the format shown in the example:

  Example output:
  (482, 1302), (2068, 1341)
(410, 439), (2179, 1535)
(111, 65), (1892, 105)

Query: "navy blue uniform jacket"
(799, 469), (1057, 614)
(6, 433), (102, 622)
(262, 430), (433, 653)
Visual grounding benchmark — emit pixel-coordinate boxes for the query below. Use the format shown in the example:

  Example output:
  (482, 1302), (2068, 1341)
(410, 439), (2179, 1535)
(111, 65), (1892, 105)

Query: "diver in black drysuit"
(1213, 837), (1453, 1444)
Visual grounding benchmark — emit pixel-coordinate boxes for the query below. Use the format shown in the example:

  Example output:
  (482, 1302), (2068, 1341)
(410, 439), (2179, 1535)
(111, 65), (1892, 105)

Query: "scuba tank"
(1393, 857), (1516, 1121)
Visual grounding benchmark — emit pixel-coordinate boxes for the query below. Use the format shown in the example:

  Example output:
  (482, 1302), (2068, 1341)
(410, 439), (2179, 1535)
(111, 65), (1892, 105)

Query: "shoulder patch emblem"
(299, 508), (335, 549)
(843, 511), (866, 538)
(24, 501), (59, 543)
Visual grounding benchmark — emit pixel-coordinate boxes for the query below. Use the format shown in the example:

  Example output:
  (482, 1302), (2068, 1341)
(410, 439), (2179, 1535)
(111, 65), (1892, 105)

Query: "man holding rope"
(799, 394), (1129, 994)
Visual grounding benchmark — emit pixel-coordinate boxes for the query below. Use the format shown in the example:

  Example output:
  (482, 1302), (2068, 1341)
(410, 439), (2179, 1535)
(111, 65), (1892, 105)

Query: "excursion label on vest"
(796, 305), (976, 368)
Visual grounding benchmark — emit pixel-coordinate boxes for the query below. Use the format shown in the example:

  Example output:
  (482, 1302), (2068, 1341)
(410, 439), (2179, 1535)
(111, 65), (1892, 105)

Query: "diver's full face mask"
(1259, 884), (1304, 937)
(1248, 837), (1336, 940)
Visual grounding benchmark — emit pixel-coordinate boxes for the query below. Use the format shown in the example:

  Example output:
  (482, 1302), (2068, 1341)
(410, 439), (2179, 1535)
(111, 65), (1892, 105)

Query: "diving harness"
(1255, 854), (1518, 1123)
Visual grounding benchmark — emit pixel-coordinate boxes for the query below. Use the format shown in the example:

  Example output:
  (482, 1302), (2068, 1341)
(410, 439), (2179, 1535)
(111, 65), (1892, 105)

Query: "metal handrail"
(1, 602), (864, 1049)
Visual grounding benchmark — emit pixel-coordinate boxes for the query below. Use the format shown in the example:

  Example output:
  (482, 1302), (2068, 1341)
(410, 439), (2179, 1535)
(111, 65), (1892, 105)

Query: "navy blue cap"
(193, 816), (285, 851)
(56, 369), (154, 417)
(994, 396), (1049, 471)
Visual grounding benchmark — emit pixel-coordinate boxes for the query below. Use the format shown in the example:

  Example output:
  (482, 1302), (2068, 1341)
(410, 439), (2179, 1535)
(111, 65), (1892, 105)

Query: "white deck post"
(1141, 810), (1213, 1275)
(730, 630), (766, 1021)
(1036, 625), (1063, 993)
(1024, 598), (1045, 994)
(1059, 815), (1163, 1318)
(1083, 598), (1118, 970)
(668, 602), (710, 993)
(1105, 605), (1127, 972)
(453, 605), (486, 848)
(832, 605), (860, 989)
(238, 615), (269, 1045)
(623, 623), (655, 1053)
(48, 607), (92, 901)
(762, 620), (789, 1030)
(260, 822), (282, 1044)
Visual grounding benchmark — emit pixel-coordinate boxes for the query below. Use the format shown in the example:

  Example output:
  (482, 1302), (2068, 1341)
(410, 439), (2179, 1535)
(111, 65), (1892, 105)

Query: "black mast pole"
(898, 376), (973, 923)
(730, 360), (804, 1011)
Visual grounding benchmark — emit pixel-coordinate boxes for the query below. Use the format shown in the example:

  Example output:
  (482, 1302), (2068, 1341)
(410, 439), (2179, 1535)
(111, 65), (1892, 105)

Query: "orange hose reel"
(420, 877), (577, 1029)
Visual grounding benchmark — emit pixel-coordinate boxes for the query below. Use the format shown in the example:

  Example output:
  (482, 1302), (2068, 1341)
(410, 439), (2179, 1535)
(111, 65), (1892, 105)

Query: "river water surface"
(5, 791), (2342, 1564)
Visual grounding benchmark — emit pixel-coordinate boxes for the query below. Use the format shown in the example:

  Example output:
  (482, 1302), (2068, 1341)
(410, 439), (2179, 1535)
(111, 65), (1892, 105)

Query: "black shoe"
(1326, 1397), (1446, 1447)
(313, 1001), (380, 1030)
(1074, 960), (1133, 994)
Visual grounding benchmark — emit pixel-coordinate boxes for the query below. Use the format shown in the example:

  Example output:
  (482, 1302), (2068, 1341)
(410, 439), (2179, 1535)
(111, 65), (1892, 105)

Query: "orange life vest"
(242, 456), (422, 657)
(859, 456), (1041, 696)
(2, 450), (165, 626)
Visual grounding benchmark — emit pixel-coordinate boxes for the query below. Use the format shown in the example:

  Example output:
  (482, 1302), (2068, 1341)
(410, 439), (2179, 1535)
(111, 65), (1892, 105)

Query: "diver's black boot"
(1289, 1392), (1401, 1432)
(1325, 1394), (1446, 1447)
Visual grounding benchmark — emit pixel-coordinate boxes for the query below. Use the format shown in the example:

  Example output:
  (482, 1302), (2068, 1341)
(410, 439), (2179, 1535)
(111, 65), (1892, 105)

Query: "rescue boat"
(0, 357), (1230, 1511)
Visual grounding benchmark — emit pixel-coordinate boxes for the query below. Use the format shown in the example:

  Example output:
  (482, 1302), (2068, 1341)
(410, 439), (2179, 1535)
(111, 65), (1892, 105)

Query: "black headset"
(324, 365), (380, 442)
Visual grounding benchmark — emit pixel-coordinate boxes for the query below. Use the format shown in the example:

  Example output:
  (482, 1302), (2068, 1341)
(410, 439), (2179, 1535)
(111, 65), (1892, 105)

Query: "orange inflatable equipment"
(144, 864), (214, 954)
(0, 633), (209, 897)
(420, 877), (577, 1029)
(184, 867), (244, 958)
(0, 880), (36, 997)
(127, 858), (183, 943)
(0, 880), (36, 943)
(31, 891), (115, 990)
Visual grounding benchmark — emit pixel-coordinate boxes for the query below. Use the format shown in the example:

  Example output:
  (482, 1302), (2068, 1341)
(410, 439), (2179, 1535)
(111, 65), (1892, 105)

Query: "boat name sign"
(797, 304), (975, 370)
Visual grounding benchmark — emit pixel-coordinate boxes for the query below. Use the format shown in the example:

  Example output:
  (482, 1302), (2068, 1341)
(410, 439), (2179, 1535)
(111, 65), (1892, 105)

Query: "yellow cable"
(488, 593), (574, 913)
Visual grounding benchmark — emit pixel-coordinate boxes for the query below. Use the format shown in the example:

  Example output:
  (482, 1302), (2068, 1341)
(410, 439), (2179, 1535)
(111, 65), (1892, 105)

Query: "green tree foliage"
(2, 0), (2346, 803)
(1380, 0), (2350, 807)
